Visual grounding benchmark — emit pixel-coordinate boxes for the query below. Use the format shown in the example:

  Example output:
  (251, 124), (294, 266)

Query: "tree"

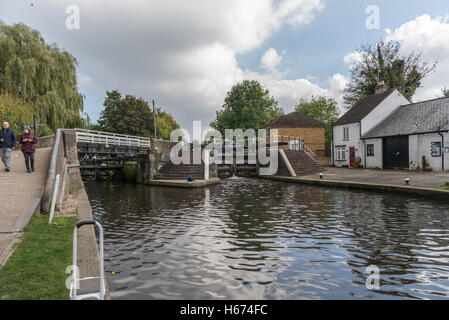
(0, 21), (84, 132)
(442, 87), (449, 98)
(295, 96), (339, 153)
(156, 110), (180, 140)
(0, 92), (35, 135)
(344, 41), (436, 108)
(211, 80), (284, 134)
(96, 90), (154, 137)
(96, 90), (179, 139)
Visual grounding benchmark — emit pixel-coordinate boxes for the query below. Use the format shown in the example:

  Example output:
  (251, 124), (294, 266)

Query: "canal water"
(86, 178), (449, 300)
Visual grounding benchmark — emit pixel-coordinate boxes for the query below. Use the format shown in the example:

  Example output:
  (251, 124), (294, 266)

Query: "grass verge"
(0, 214), (77, 300)
(435, 183), (449, 191)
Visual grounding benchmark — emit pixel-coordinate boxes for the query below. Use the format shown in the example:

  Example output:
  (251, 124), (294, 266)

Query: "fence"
(75, 129), (151, 149)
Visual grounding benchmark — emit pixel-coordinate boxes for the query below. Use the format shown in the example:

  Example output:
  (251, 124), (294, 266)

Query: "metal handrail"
(303, 144), (318, 162)
(274, 135), (318, 162)
(75, 128), (151, 149)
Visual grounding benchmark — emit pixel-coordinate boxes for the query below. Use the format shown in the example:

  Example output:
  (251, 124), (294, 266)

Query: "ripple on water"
(86, 179), (449, 300)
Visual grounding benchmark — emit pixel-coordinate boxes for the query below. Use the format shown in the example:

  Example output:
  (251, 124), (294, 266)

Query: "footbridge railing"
(75, 129), (151, 149)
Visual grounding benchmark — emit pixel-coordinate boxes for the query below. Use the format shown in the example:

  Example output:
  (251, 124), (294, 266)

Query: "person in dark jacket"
(19, 127), (38, 173)
(0, 122), (17, 172)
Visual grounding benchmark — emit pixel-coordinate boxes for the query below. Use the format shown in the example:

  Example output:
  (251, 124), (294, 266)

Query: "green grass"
(0, 214), (77, 300)
(434, 182), (449, 191)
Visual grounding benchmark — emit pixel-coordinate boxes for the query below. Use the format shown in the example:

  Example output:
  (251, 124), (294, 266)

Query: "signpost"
(20, 124), (44, 132)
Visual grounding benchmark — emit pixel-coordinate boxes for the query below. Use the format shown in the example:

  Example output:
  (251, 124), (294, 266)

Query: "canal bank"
(40, 129), (110, 299)
(264, 167), (449, 201)
(148, 178), (221, 188)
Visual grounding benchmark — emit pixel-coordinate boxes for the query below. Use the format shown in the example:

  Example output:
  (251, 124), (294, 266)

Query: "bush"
(154, 173), (164, 180)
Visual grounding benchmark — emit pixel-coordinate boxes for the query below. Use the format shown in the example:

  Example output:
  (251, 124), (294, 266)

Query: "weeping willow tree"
(0, 92), (34, 134)
(0, 21), (84, 133)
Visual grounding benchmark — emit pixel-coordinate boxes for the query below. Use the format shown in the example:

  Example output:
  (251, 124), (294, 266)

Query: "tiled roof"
(265, 112), (326, 128)
(335, 89), (396, 126)
(363, 97), (449, 139)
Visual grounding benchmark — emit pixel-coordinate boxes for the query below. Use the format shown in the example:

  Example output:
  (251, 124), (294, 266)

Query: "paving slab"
(306, 167), (449, 188)
(0, 148), (51, 267)
(267, 167), (449, 201)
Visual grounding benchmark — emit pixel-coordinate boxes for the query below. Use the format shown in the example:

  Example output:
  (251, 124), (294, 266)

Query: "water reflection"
(86, 178), (449, 300)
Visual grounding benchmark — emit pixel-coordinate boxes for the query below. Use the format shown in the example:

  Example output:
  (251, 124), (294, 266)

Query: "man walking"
(0, 122), (17, 172)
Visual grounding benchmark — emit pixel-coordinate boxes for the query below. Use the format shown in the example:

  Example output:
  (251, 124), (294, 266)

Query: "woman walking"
(19, 127), (37, 173)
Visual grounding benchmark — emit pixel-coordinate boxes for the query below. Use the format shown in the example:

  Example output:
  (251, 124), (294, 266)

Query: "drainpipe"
(363, 139), (367, 169)
(331, 120), (334, 167)
(438, 127), (445, 171)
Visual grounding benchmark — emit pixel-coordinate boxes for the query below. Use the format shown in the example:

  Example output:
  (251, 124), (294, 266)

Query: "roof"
(265, 112), (326, 128)
(335, 89), (396, 126)
(363, 96), (449, 139)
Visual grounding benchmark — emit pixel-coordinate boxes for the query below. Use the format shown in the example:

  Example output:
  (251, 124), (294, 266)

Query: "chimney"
(375, 80), (388, 94)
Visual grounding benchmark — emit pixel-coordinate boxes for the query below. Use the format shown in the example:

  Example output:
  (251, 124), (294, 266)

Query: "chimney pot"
(375, 81), (388, 94)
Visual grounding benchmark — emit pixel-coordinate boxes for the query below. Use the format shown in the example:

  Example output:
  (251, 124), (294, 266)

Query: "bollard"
(405, 178), (410, 185)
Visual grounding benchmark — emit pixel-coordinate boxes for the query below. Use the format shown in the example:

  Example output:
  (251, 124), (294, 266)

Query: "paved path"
(308, 167), (449, 188)
(0, 148), (51, 266)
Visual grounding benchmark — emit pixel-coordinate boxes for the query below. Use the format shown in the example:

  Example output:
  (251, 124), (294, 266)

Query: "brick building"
(264, 112), (326, 156)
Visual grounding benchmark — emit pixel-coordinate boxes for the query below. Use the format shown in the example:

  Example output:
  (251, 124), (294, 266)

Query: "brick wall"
(271, 126), (325, 153)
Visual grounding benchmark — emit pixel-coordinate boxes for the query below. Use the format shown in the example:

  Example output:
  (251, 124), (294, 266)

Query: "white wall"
(333, 90), (409, 168)
(333, 122), (361, 167)
(409, 132), (448, 171)
(361, 90), (410, 136)
(364, 138), (383, 169)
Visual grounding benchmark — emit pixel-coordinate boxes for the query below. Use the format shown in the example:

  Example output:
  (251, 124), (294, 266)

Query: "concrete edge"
(14, 193), (43, 231)
(148, 178), (221, 188)
(76, 186), (110, 300)
(0, 234), (23, 267)
(263, 176), (449, 201)
(41, 129), (62, 213)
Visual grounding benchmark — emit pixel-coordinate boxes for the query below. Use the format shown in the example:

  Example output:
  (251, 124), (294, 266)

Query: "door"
(383, 136), (409, 169)
(349, 147), (356, 167)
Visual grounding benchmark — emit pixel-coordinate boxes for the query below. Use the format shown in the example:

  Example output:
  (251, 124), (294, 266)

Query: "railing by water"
(75, 129), (151, 149)
(275, 135), (318, 162)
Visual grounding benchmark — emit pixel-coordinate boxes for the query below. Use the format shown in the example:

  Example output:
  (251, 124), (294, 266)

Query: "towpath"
(0, 148), (51, 266)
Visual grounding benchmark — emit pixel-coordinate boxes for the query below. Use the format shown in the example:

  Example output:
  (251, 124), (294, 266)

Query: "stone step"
(159, 169), (204, 174)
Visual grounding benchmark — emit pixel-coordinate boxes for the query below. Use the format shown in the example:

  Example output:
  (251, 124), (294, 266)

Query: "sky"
(1, 0), (449, 131)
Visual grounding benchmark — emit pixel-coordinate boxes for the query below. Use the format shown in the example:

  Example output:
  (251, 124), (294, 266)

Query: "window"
(367, 144), (375, 157)
(343, 127), (349, 141)
(431, 142), (442, 157)
(335, 146), (346, 161)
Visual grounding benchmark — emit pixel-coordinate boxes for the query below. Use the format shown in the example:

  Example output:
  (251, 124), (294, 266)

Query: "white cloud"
(1, 0), (336, 127)
(343, 51), (362, 66)
(275, 0), (324, 26)
(385, 14), (449, 101)
(261, 48), (283, 72)
(242, 70), (348, 113)
(77, 71), (95, 89)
